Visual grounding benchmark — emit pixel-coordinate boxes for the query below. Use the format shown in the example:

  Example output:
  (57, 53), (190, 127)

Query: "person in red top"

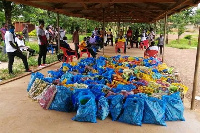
(0, 23), (7, 54)
(126, 27), (132, 46)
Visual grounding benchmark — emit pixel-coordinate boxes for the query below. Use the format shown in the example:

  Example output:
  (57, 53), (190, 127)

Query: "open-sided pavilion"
(6, 0), (200, 109)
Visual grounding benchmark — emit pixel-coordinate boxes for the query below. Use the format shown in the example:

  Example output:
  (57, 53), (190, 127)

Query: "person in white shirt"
(141, 30), (148, 42)
(45, 27), (50, 43)
(60, 27), (65, 40)
(15, 35), (35, 55)
(37, 20), (48, 67)
(5, 25), (31, 74)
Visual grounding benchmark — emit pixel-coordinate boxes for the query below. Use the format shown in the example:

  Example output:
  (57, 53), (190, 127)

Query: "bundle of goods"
(27, 55), (188, 126)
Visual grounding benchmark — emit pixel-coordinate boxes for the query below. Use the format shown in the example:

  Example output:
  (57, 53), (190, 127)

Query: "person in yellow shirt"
(79, 37), (97, 58)
(116, 36), (126, 53)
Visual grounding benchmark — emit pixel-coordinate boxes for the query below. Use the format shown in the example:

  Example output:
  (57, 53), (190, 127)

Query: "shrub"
(29, 29), (37, 36)
(46, 54), (58, 64)
(28, 56), (38, 67)
(167, 38), (197, 49)
(26, 42), (39, 53)
(0, 53), (8, 62)
(184, 35), (192, 40)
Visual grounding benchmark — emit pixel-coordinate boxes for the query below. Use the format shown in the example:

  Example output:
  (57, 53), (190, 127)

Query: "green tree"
(169, 8), (193, 42)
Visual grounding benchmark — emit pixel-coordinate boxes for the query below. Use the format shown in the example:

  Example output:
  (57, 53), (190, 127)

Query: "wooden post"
(162, 13), (167, 62)
(191, 27), (200, 110)
(57, 12), (60, 53)
(118, 20), (120, 38)
(155, 21), (157, 37)
(85, 19), (87, 35)
(103, 8), (105, 55)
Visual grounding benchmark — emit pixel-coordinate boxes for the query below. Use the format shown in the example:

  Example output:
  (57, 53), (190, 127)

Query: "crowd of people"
(0, 19), (166, 74)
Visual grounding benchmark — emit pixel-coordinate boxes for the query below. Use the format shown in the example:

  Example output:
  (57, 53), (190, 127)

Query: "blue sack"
(118, 97), (144, 126)
(27, 72), (44, 92)
(97, 96), (109, 120)
(48, 70), (63, 79)
(72, 95), (97, 123)
(108, 94), (123, 121)
(49, 86), (72, 112)
(162, 92), (185, 121)
(72, 89), (94, 111)
(60, 72), (73, 82)
(143, 97), (166, 126)
(90, 84), (110, 100)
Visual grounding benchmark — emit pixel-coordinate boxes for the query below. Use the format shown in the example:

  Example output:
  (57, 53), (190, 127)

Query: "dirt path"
(164, 46), (200, 105)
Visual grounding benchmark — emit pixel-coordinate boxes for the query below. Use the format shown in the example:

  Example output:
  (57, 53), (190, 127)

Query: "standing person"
(157, 34), (164, 55)
(0, 23), (7, 54)
(141, 30), (147, 42)
(22, 25), (29, 42)
(119, 29), (123, 37)
(60, 27), (65, 40)
(5, 25), (31, 74)
(149, 28), (155, 42)
(106, 29), (113, 46)
(126, 27), (133, 46)
(45, 27), (50, 43)
(72, 27), (79, 53)
(37, 20), (48, 67)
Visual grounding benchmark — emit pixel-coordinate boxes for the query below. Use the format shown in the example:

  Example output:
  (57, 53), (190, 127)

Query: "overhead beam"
(81, 3), (88, 10)
(24, 0), (176, 3)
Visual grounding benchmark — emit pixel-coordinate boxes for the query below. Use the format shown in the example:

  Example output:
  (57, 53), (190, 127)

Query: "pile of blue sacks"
(27, 56), (185, 126)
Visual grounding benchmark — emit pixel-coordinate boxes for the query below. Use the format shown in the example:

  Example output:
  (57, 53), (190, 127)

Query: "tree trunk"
(189, 40), (191, 45)
(166, 33), (168, 44)
(178, 28), (180, 43)
(3, 0), (12, 25)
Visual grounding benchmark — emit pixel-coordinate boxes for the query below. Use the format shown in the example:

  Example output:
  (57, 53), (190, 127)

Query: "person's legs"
(38, 45), (44, 66)
(87, 48), (96, 58)
(160, 45), (163, 54)
(28, 48), (35, 56)
(15, 50), (29, 70)
(42, 46), (47, 64)
(111, 38), (113, 46)
(7, 52), (15, 74)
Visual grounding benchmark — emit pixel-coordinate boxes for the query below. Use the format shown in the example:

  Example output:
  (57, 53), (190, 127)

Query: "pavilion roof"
(9, 0), (200, 23)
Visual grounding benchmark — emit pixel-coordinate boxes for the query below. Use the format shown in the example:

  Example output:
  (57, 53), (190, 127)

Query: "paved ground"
(0, 45), (200, 133)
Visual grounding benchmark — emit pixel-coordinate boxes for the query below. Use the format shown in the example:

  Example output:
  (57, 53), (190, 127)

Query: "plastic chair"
(144, 50), (158, 58)
(47, 44), (54, 54)
(115, 41), (125, 54)
(143, 40), (149, 49)
(60, 47), (78, 63)
(139, 40), (149, 50)
(80, 48), (90, 57)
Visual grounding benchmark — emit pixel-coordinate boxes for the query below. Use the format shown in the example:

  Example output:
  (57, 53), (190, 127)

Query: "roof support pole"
(154, 21), (157, 37)
(85, 19), (87, 35)
(103, 8), (105, 55)
(57, 12), (60, 53)
(191, 27), (200, 110)
(162, 13), (167, 62)
(118, 19), (120, 38)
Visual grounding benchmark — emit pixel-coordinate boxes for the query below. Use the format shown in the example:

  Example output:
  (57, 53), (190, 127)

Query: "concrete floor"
(0, 45), (200, 133)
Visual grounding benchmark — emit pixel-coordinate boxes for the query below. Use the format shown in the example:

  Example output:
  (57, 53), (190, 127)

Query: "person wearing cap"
(0, 23), (7, 54)
(5, 25), (31, 74)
